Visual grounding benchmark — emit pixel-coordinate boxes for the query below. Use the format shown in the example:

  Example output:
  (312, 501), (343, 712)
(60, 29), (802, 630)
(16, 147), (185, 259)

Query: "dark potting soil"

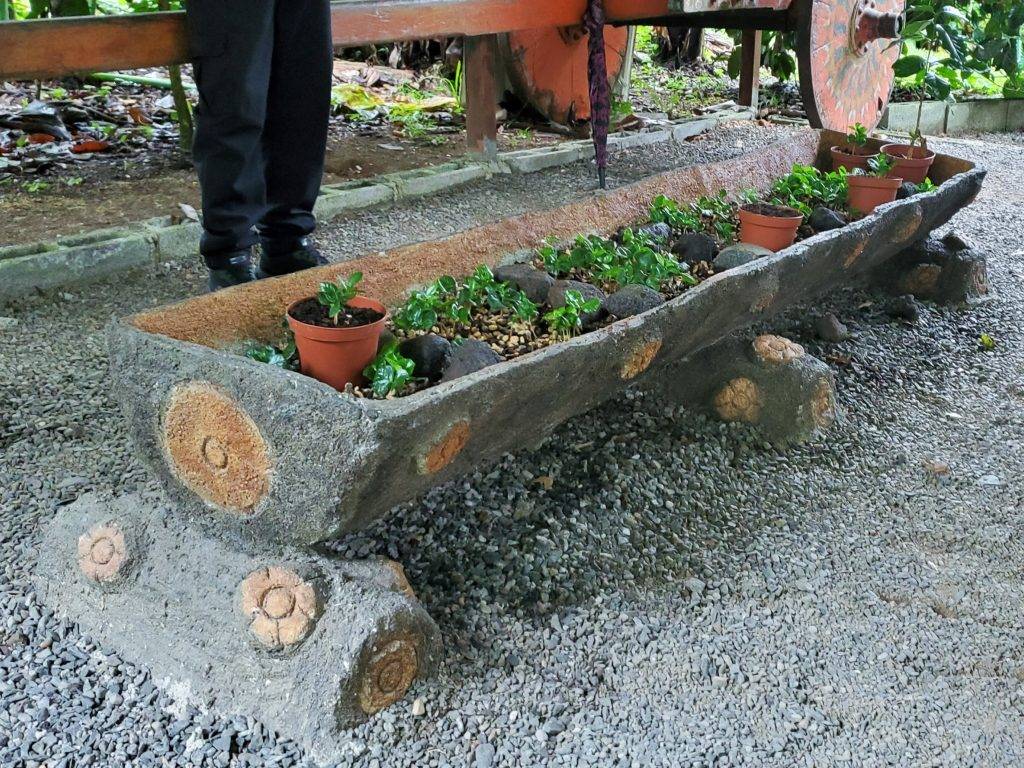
(289, 297), (384, 328)
(745, 202), (801, 218)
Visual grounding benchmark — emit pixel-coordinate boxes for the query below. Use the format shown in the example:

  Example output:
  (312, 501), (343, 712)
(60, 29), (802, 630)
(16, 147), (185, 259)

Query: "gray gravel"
(2, 130), (1024, 766)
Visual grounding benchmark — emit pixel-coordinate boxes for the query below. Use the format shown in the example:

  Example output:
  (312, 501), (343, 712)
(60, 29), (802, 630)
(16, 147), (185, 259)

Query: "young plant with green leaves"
(769, 165), (848, 216)
(457, 265), (538, 322)
(393, 275), (459, 331)
(649, 191), (739, 241)
(866, 153), (896, 177)
(538, 234), (619, 278)
(596, 228), (694, 291)
(317, 272), (363, 323)
(393, 267), (537, 332)
(245, 335), (298, 371)
(844, 123), (869, 153)
(543, 290), (601, 339)
(363, 341), (418, 397)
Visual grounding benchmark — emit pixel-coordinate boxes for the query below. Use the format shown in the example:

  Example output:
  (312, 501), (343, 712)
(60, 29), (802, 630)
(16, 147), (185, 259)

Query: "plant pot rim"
(286, 295), (388, 341)
(881, 143), (936, 161)
(830, 145), (877, 158)
(848, 174), (903, 188)
(739, 203), (804, 224)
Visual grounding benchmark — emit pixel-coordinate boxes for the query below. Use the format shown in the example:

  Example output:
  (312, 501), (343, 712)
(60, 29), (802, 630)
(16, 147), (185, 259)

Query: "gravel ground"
(1, 129), (1023, 767)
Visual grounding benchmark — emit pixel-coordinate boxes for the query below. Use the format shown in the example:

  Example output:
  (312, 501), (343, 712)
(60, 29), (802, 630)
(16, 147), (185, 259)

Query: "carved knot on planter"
(714, 377), (763, 424)
(163, 382), (271, 515)
(240, 566), (318, 650)
(359, 634), (420, 715)
(383, 559), (417, 599)
(77, 523), (129, 583)
(753, 335), (804, 365)
(969, 263), (990, 297)
(811, 378), (837, 429)
(899, 263), (942, 298)
(620, 339), (662, 380)
(417, 420), (470, 475)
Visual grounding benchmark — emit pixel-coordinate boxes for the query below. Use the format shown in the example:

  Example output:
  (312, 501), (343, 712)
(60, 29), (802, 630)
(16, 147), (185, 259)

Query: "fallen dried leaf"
(535, 475), (554, 491)
(27, 133), (56, 144)
(71, 139), (111, 154)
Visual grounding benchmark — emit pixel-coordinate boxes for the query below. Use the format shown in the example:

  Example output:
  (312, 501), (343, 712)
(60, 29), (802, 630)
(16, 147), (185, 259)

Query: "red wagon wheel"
(796, 0), (906, 132)
(501, 25), (633, 125)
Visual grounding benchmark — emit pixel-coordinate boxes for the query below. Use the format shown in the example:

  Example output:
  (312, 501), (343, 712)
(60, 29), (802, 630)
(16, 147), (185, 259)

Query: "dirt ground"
(0, 131), (556, 247)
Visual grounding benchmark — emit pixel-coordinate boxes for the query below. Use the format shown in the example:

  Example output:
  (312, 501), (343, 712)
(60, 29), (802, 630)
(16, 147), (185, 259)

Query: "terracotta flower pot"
(830, 146), (875, 173)
(287, 295), (387, 391)
(881, 143), (935, 184)
(738, 203), (804, 252)
(846, 174), (902, 214)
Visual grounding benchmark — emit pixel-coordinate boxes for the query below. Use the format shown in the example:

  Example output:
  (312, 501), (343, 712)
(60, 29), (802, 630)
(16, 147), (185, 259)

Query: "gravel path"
(1, 130), (1023, 767)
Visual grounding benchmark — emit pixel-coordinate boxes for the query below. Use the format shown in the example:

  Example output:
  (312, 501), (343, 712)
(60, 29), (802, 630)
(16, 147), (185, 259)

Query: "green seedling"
(845, 122), (869, 152)
(867, 154), (896, 178)
(978, 333), (997, 351)
(393, 275), (458, 331)
(317, 271), (363, 323)
(769, 164), (848, 216)
(363, 340), (418, 397)
(543, 290), (601, 339)
(245, 337), (298, 371)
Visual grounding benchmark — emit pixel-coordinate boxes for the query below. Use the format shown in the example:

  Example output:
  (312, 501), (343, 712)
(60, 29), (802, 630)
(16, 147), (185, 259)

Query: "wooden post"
(738, 29), (762, 111)
(463, 34), (499, 158)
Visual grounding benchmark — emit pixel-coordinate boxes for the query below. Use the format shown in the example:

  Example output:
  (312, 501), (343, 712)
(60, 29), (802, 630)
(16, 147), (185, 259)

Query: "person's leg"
(187, 0), (275, 286)
(256, 0), (333, 277)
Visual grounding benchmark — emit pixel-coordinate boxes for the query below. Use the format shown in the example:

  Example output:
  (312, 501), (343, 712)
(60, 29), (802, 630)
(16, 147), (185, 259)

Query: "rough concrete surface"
(1, 130), (1023, 767)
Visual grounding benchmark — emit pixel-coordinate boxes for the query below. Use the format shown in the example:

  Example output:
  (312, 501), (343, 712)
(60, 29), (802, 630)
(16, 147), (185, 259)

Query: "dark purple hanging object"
(584, 0), (610, 189)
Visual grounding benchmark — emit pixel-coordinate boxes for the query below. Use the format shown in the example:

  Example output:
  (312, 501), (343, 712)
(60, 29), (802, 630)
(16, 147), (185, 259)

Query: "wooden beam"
(463, 34), (499, 158)
(738, 29), (762, 109)
(0, 0), (679, 82)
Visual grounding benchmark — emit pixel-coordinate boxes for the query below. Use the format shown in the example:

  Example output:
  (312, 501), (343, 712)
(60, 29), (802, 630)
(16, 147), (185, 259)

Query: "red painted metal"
(502, 25), (631, 124)
(796, 0), (905, 132)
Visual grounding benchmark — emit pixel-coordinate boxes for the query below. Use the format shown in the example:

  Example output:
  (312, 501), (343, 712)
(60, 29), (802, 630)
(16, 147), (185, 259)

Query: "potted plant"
(286, 272), (388, 391)
(831, 123), (876, 172)
(882, 3), (966, 184)
(847, 155), (903, 214)
(738, 202), (803, 252)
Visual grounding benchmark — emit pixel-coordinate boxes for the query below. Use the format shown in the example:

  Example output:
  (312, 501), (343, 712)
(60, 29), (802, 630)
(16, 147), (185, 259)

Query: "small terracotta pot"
(830, 146), (875, 173)
(881, 143), (935, 184)
(287, 295), (387, 391)
(738, 203), (803, 252)
(846, 174), (902, 214)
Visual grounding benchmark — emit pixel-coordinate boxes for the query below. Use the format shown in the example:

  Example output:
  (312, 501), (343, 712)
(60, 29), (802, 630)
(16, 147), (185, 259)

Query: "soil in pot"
(287, 295), (387, 391)
(847, 174), (902, 214)
(738, 203), (803, 252)
(831, 146), (875, 173)
(881, 143), (935, 184)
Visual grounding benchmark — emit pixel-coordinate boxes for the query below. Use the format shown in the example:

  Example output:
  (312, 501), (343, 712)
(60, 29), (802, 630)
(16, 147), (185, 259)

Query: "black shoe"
(257, 236), (329, 279)
(206, 250), (256, 292)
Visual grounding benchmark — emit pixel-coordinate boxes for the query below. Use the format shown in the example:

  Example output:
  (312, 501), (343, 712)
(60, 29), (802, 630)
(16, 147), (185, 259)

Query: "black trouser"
(186, 0), (332, 267)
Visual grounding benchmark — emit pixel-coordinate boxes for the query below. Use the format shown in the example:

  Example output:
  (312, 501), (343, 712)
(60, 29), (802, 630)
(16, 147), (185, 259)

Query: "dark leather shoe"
(206, 251), (256, 292)
(257, 236), (329, 279)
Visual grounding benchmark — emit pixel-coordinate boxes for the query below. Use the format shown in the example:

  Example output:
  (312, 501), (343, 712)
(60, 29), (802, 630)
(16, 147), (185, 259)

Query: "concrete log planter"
(104, 130), (983, 550)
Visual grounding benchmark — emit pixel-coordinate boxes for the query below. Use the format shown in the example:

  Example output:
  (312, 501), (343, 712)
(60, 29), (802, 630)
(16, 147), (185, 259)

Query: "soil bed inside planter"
(743, 202), (800, 218)
(288, 298), (384, 328)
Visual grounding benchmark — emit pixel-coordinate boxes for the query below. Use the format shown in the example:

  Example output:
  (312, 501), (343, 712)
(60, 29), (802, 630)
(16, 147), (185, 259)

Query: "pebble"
(713, 242), (774, 271)
(813, 312), (850, 342)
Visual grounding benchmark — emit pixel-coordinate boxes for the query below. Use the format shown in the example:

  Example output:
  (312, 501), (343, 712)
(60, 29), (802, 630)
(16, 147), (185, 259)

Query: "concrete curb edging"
(0, 106), (753, 304)
(880, 97), (1024, 136)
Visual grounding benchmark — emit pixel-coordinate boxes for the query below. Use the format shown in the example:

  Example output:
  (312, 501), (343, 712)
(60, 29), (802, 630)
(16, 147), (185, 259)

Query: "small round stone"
(753, 334), (805, 365)
(713, 377), (763, 423)
(77, 524), (128, 583)
(239, 567), (318, 650)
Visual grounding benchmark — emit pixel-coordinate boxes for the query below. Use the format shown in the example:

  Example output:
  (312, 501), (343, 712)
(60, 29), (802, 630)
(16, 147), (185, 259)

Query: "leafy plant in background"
(727, 30), (798, 82)
(393, 275), (459, 331)
(597, 228), (694, 290)
(317, 272), (363, 323)
(650, 191), (739, 241)
(967, 1), (1024, 98)
(895, 2), (974, 151)
(543, 290), (601, 339)
(363, 341), (417, 397)
(866, 153), (896, 177)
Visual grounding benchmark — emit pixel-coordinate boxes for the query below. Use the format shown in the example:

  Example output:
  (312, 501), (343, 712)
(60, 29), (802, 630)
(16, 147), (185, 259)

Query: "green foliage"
(245, 337), (298, 371)
(538, 234), (618, 277)
(728, 30), (797, 81)
(393, 267), (537, 332)
(768, 165), (848, 216)
(317, 272), (363, 322)
(867, 154), (896, 177)
(916, 177), (937, 193)
(594, 228), (692, 290)
(845, 123), (869, 149)
(363, 341), (417, 397)
(650, 191), (738, 241)
(543, 290), (601, 339)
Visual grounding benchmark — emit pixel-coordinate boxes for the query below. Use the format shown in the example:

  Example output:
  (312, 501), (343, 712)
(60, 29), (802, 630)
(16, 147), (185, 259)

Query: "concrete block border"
(880, 97), (1024, 135)
(0, 106), (752, 303)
